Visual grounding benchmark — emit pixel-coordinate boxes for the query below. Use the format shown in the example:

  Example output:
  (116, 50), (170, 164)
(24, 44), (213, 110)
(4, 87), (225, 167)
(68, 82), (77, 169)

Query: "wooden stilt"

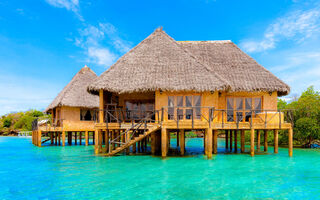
(112, 131), (115, 150)
(288, 128), (293, 157)
(241, 130), (245, 153)
(75, 132), (77, 145)
(257, 130), (261, 151)
(234, 130), (238, 152)
(38, 130), (42, 147)
(250, 128), (255, 156)
(98, 130), (103, 153)
(230, 130), (233, 151)
(93, 131), (95, 145)
(206, 128), (213, 159)
(94, 130), (99, 154)
(85, 131), (88, 146)
(132, 131), (136, 153)
(213, 129), (218, 154)
(62, 131), (65, 146)
(151, 132), (156, 155)
(58, 132), (61, 146)
(274, 129), (278, 154)
(176, 130), (179, 147)
(180, 129), (185, 156)
(264, 130), (268, 152)
(204, 130), (207, 154)
(102, 131), (105, 145)
(54, 132), (57, 145)
(51, 132), (54, 145)
(225, 130), (228, 149)
(79, 132), (82, 145)
(105, 130), (109, 153)
(161, 128), (168, 158)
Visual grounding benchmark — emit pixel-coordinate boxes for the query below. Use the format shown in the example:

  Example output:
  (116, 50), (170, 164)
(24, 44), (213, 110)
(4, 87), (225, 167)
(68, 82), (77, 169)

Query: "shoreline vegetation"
(1, 86), (319, 148)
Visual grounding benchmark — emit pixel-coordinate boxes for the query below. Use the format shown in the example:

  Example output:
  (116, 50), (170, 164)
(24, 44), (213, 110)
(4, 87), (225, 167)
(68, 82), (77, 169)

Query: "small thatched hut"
(45, 65), (99, 126)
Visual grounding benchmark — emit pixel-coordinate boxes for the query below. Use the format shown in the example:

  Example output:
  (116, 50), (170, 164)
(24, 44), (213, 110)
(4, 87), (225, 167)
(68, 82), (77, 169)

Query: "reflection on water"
(0, 137), (319, 200)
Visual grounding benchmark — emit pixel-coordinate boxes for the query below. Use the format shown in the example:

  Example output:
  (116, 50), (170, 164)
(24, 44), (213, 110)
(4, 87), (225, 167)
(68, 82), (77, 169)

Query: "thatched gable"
(179, 41), (290, 96)
(88, 28), (230, 94)
(45, 66), (99, 112)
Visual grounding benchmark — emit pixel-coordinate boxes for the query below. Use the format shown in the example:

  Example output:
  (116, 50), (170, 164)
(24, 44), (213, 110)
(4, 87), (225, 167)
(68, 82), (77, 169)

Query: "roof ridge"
(177, 40), (232, 44)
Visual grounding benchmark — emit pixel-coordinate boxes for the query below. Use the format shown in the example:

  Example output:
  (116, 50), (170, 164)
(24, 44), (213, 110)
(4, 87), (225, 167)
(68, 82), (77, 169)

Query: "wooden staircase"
(106, 124), (161, 156)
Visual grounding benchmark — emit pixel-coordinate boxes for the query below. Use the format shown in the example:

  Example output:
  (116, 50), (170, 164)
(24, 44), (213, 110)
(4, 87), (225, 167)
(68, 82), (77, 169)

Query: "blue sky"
(0, 0), (320, 115)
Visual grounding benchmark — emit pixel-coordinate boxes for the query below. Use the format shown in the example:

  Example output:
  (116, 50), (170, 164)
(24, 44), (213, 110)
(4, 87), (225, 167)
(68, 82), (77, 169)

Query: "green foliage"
(0, 109), (49, 135)
(279, 86), (320, 147)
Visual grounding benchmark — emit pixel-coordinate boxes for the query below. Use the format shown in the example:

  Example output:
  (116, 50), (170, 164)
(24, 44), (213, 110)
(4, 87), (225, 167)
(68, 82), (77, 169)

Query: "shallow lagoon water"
(0, 137), (319, 200)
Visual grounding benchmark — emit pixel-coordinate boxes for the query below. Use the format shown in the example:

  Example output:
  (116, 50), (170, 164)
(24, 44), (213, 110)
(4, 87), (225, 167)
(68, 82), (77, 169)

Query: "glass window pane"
(177, 96), (183, 107)
(186, 109), (192, 119)
(186, 96), (192, 107)
(245, 98), (252, 110)
(177, 96), (184, 119)
(227, 98), (234, 122)
(194, 96), (201, 119)
(254, 98), (262, 113)
(168, 96), (175, 120)
(236, 112), (243, 122)
(236, 98), (243, 110)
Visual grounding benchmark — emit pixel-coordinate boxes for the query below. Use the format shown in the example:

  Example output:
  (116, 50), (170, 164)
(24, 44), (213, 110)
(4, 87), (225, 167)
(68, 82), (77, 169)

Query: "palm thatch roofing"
(45, 66), (99, 112)
(88, 28), (290, 96)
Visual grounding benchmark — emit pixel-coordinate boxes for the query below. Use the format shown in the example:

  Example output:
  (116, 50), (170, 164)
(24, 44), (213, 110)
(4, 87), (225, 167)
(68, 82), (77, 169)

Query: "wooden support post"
(93, 131), (95, 145)
(176, 130), (179, 147)
(111, 131), (115, 150)
(274, 129), (278, 154)
(62, 131), (65, 146)
(241, 130), (245, 153)
(75, 132), (77, 145)
(264, 130), (268, 152)
(58, 132), (61, 146)
(161, 128), (168, 158)
(257, 130), (261, 151)
(50, 132), (54, 144)
(230, 130), (233, 151)
(132, 131), (136, 153)
(288, 128), (293, 157)
(250, 128), (255, 156)
(38, 130), (42, 147)
(94, 130), (99, 154)
(79, 132), (82, 145)
(99, 89), (104, 123)
(234, 130), (238, 153)
(54, 132), (57, 145)
(99, 130), (103, 153)
(225, 130), (228, 149)
(180, 129), (185, 156)
(85, 131), (88, 146)
(204, 130), (207, 154)
(151, 132), (156, 155)
(105, 130), (109, 153)
(213, 129), (218, 154)
(206, 128), (213, 159)
(102, 131), (105, 145)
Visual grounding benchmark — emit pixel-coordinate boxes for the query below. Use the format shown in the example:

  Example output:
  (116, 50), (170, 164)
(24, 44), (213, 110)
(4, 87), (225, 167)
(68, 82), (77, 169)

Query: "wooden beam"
(213, 130), (218, 154)
(161, 128), (168, 158)
(79, 132), (82, 145)
(85, 131), (88, 146)
(264, 130), (268, 152)
(230, 130), (233, 151)
(234, 130), (238, 153)
(54, 132), (57, 145)
(62, 131), (65, 146)
(99, 89), (104, 123)
(250, 129), (255, 156)
(94, 130), (99, 154)
(274, 129), (278, 154)
(288, 128), (293, 157)
(256, 130), (261, 151)
(151, 132), (156, 155)
(180, 129), (185, 156)
(206, 128), (213, 159)
(225, 130), (228, 149)
(58, 132), (61, 146)
(105, 130), (110, 153)
(241, 130), (245, 153)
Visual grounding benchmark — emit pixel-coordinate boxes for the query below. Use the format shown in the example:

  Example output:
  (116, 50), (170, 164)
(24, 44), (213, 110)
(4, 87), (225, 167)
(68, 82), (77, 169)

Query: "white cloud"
(75, 23), (131, 67)
(45, 0), (83, 20)
(240, 6), (320, 53)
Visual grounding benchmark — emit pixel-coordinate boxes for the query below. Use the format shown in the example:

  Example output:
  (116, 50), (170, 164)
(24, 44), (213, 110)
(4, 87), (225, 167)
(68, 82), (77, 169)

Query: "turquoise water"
(0, 137), (320, 200)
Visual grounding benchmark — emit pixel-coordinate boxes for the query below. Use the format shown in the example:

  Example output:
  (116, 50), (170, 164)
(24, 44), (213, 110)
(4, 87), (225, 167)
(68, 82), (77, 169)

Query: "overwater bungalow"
(32, 66), (99, 146)
(33, 28), (293, 158)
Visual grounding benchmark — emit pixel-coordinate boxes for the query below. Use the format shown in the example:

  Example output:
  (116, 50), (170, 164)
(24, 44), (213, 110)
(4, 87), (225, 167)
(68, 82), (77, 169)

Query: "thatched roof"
(179, 41), (290, 96)
(88, 28), (290, 96)
(88, 28), (230, 94)
(45, 66), (99, 112)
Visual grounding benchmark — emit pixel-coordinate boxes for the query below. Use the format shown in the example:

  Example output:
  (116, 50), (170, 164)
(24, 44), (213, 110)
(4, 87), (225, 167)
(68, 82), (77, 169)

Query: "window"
(167, 95), (201, 120)
(125, 100), (155, 120)
(80, 109), (96, 121)
(226, 97), (262, 122)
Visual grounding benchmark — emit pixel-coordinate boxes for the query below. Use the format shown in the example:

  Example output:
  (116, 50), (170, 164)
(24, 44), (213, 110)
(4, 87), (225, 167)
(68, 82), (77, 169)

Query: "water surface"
(0, 137), (319, 200)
